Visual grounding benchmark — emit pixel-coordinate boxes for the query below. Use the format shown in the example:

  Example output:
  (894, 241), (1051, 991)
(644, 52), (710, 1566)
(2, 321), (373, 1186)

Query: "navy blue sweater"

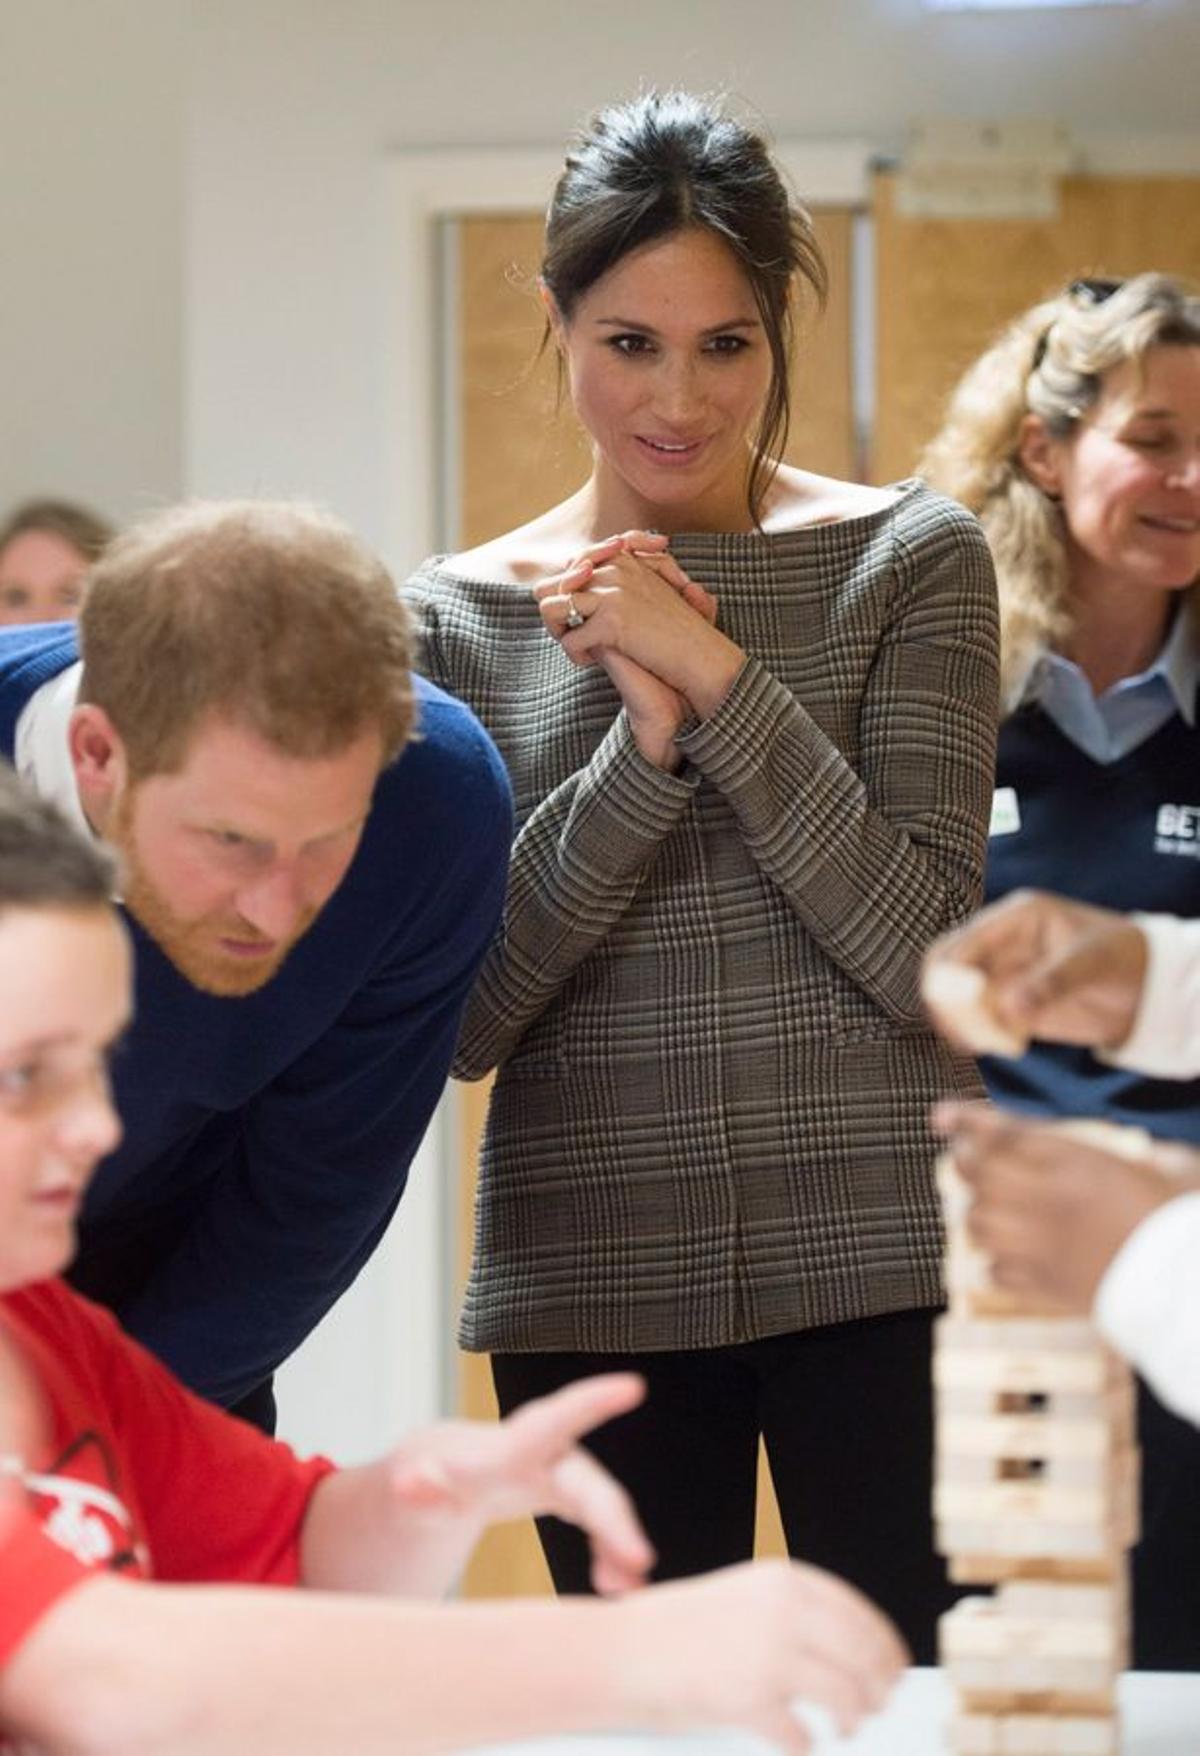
(0, 626), (513, 1406)
(984, 702), (1200, 1142)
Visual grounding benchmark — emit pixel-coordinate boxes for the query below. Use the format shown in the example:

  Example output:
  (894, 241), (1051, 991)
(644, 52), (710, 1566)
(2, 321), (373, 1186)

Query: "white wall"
(0, 2), (185, 523)
(8, 0), (1200, 557)
(184, 0), (1200, 560)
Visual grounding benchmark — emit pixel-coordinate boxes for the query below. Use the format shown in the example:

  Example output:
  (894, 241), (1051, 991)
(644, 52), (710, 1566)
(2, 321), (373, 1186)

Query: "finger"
(682, 581), (719, 624)
(537, 594), (577, 641)
(632, 551), (693, 592)
(1013, 924), (1143, 1016)
(390, 1456), (458, 1510)
(539, 583), (603, 639)
(749, 1709), (811, 1756)
(633, 555), (719, 624)
(532, 559), (594, 603)
(1149, 1139), (1200, 1182)
(616, 529), (670, 552)
(785, 1650), (878, 1738)
(949, 1129), (1027, 1187)
(564, 532), (668, 574)
(545, 1446), (655, 1590)
(502, 1373), (646, 1465)
(802, 1578), (908, 1699)
(990, 1251), (1059, 1299)
(931, 1097), (997, 1138)
(924, 889), (1052, 983)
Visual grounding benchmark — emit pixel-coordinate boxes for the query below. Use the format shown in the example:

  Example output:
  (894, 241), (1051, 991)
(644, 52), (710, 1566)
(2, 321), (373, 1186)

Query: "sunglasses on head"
(1031, 277), (1124, 371)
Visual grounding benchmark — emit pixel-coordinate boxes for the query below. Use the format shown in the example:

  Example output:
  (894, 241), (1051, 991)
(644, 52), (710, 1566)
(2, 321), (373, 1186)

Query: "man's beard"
(110, 794), (317, 998)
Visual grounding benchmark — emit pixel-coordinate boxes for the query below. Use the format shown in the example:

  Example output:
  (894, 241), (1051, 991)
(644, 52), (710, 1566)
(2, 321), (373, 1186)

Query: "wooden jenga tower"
(934, 1131), (1142, 1756)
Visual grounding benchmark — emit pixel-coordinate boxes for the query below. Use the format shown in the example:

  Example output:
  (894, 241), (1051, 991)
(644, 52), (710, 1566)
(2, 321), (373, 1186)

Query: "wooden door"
(451, 206), (859, 1597)
(873, 170), (1200, 484)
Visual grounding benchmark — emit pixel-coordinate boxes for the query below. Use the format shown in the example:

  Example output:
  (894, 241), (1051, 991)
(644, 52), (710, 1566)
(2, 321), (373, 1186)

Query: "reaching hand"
(933, 1102), (1200, 1309)
(388, 1373), (652, 1595)
(617, 1559), (907, 1755)
(922, 890), (1148, 1058)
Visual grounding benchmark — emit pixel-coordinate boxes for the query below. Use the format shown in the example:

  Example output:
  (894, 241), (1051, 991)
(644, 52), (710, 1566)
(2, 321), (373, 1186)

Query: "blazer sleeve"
(675, 502), (1000, 1023)
(407, 575), (698, 1081)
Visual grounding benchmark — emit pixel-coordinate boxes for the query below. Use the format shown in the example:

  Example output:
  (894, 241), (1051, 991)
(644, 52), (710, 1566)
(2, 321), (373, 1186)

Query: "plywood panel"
(459, 214), (590, 548)
(454, 1072), (555, 1599)
(874, 170), (1200, 486)
(453, 205), (857, 1598)
(787, 208), (856, 479)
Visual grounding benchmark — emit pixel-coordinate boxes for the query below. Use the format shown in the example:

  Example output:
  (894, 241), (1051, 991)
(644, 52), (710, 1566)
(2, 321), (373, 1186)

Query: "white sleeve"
(1103, 914), (1200, 1079)
(1093, 1191), (1200, 1427)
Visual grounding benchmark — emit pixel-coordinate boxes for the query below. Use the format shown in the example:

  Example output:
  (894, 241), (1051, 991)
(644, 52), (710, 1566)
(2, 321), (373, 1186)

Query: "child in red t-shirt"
(0, 762), (904, 1754)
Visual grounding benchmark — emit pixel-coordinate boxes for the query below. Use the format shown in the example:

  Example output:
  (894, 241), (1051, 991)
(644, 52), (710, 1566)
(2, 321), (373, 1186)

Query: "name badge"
(989, 786), (1021, 837)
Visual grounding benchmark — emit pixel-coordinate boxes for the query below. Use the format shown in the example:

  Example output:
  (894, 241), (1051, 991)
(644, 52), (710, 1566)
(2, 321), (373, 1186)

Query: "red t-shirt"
(0, 1279), (335, 1668)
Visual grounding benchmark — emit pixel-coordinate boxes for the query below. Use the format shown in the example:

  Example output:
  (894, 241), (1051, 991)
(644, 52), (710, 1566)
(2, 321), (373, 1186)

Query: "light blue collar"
(1033, 597), (1198, 765)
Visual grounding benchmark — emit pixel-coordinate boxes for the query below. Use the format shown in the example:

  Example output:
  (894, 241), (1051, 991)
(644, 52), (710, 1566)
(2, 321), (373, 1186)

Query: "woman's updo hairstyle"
(541, 91), (826, 526)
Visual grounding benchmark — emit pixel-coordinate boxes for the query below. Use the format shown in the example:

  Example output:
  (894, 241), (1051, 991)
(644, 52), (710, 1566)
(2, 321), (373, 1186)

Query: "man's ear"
(68, 705), (127, 828)
(1017, 413), (1064, 499)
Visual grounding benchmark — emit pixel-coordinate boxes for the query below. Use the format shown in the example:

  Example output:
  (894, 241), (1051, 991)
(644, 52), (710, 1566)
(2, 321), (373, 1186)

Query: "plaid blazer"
(405, 482), (1000, 1353)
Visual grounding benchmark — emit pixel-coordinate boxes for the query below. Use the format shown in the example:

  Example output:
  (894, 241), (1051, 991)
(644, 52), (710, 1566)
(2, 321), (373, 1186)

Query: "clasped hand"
(532, 531), (744, 764)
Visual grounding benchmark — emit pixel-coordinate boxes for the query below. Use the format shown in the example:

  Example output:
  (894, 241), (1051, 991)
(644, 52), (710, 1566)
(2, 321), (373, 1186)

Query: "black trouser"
(493, 1307), (959, 1664)
(228, 1378), (277, 1435)
(1133, 1376), (1200, 1670)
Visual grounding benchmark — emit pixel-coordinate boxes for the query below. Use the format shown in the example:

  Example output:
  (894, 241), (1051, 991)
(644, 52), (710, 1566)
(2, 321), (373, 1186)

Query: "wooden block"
(936, 1383), (1136, 1454)
(935, 1448), (1136, 1527)
(938, 1410), (1127, 1456)
(948, 1557), (1125, 1587)
(937, 1317), (1101, 1354)
(953, 1287), (1072, 1320)
(997, 1577), (1127, 1624)
(940, 1598), (1121, 1662)
(935, 1346), (1122, 1398)
(935, 1140), (1140, 1710)
(951, 1714), (1000, 1754)
(947, 1654), (1117, 1694)
(960, 1691), (1116, 1717)
(936, 1515), (1126, 1563)
(950, 1714), (1118, 1755)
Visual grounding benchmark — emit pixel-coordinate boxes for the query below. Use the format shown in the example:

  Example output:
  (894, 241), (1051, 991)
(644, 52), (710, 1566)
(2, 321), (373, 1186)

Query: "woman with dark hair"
(406, 90), (999, 1656)
(921, 272), (1200, 1668)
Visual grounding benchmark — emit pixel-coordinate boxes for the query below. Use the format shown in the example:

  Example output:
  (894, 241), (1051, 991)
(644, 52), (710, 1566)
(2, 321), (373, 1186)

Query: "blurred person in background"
(0, 500), (113, 626)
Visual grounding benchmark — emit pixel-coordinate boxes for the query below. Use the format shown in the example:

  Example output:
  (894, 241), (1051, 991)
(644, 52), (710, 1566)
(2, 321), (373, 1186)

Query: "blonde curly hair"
(919, 273), (1200, 714)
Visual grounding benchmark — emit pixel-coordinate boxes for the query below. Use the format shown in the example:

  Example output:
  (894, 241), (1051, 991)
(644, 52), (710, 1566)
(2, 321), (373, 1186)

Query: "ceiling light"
(924, 1), (1141, 11)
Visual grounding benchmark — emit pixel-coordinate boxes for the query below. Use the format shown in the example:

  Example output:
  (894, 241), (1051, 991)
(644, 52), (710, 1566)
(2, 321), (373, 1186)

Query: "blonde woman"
(922, 272), (1200, 1669)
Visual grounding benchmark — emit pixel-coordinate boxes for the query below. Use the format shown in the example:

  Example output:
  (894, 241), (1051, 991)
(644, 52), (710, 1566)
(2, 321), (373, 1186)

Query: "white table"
(475, 1669), (1200, 1755)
